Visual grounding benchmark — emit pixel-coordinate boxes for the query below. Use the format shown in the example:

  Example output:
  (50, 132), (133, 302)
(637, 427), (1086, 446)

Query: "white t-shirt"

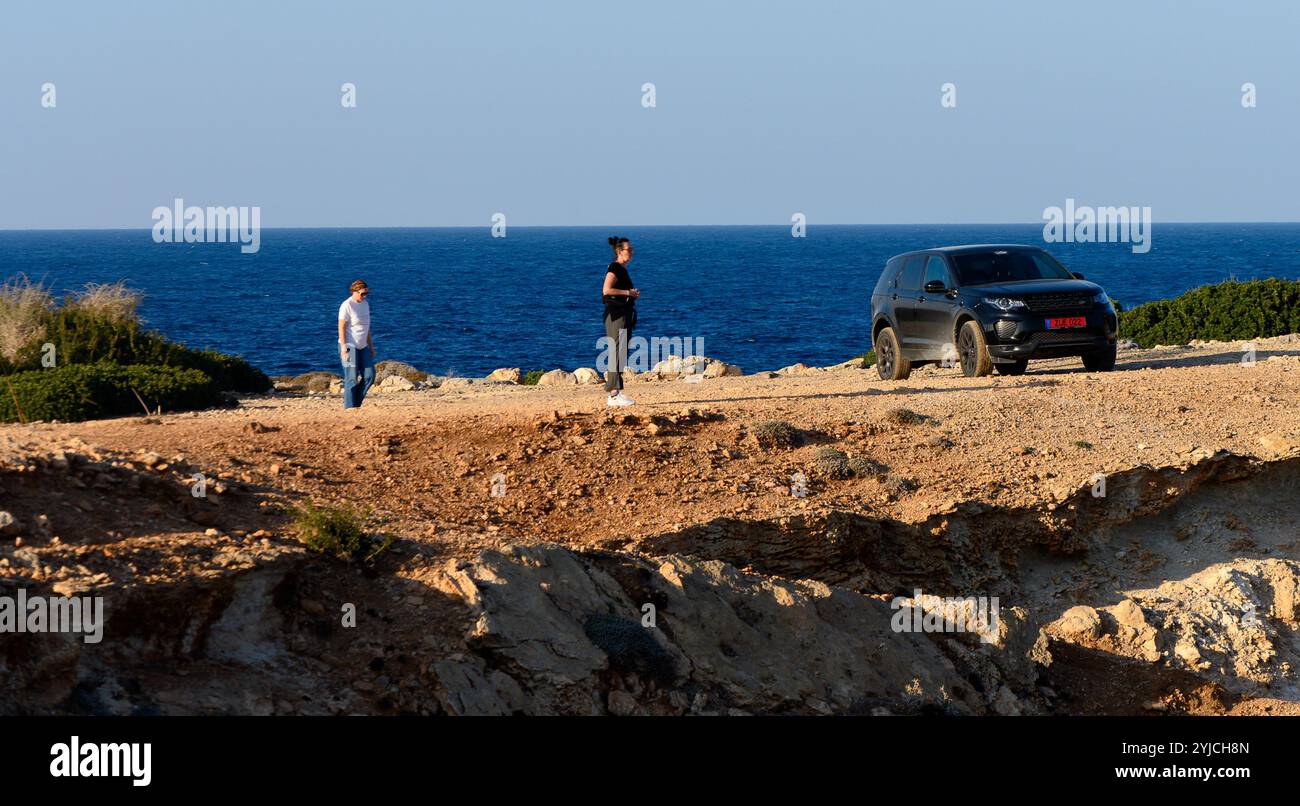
(338, 297), (370, 348)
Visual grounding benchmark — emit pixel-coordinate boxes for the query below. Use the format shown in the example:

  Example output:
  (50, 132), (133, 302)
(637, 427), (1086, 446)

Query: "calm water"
(2, 224), (1298, 376)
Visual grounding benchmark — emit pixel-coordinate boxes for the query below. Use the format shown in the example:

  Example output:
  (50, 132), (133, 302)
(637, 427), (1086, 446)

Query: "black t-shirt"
(603, 261), (634, 307)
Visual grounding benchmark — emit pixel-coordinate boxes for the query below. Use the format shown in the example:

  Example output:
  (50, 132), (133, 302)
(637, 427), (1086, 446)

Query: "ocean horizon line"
(5, 220), (1300, 234)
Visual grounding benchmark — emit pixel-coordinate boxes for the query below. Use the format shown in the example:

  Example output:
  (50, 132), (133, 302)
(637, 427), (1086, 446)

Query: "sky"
(1, 0), (1297, 228)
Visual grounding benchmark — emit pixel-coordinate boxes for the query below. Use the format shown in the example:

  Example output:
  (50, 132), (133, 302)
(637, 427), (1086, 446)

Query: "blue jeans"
(342, 344), (375, 409)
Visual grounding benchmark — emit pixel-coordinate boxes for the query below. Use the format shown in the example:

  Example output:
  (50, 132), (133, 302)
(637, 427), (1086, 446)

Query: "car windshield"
(950, 250), (1073, 286)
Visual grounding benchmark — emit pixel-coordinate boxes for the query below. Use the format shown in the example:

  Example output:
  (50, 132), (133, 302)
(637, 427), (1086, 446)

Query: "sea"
(2, 224), (1297, 377)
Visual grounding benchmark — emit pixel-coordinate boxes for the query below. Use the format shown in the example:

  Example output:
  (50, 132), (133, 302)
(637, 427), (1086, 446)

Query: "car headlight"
(984, 297), (1026, 311)
(1094, 292), (1113, 307)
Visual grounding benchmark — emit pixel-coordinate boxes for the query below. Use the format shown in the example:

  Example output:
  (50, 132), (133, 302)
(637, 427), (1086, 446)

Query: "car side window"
(898, 256), (924, 291)
(923, 256), (951, 288)
(875, 257), (903, 294)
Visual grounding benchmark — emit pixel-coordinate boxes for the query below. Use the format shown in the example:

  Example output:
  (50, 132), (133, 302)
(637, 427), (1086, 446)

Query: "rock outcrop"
(429, 544), (989, 716)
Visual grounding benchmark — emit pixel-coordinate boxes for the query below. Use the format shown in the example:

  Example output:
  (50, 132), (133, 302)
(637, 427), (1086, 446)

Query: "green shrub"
(0, 277), (271, 394)
(522, 370), (545, 386)
(1118, 279), (1300, 348)
(34, 307), (270, 393)
(811, 447), (850, 479)
(0, 363), (223, 423)
(752, 419), (800, 448)
(292, 501), (391, 565)
(846, 455), (888, 477)
(0, 275), (54, 367)
(883, 407), (924, 426)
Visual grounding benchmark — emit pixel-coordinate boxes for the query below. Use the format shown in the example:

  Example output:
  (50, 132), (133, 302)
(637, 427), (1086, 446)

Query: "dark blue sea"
(2, 225), (1298, 377)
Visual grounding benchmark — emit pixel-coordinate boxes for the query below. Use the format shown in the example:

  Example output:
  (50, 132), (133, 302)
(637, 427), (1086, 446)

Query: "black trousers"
(604, 312), (632, 392)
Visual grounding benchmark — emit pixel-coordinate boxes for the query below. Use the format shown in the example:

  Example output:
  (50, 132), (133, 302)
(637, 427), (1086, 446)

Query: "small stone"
(607, 690), (638, 716)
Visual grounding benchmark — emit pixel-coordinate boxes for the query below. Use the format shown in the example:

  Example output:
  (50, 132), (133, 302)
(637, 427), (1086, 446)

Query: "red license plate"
(1046, 316), (1087, 329)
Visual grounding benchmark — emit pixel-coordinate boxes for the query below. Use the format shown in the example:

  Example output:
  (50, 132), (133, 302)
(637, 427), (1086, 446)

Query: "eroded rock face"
(429, 544), (991, 716)
(1041, 558), (1300, 699)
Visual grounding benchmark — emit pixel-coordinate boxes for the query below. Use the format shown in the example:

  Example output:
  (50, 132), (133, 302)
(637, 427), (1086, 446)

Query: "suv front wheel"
(874, 327), (912, 381)
(957, 321), (993, 377)
(1082, 344), (1117, 372)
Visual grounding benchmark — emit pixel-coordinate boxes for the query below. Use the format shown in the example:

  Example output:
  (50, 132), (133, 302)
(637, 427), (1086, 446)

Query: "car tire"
(874, 327), (912, 381)
(957, 321), (993, 377)
(1082, 344), (1118, 372)
(994, 360), (1028, 376)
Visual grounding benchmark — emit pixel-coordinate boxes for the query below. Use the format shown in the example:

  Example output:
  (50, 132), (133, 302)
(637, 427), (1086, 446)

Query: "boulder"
(485, 367), (522, 384)
(374, 360), (427, 384)
(374, 375), (415, 393)
(649, 355), (741, 380)
(573, 367), (602, 384)
(537, 369), (577, 386)
(286, 371), (339, 393)
(703, 360), (742, 378)
(776, 362), (823, 376)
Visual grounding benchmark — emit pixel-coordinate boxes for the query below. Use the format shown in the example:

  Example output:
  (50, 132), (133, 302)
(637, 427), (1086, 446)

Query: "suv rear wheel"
(874, 327), (912, 380)
(957, 321), (993, 377)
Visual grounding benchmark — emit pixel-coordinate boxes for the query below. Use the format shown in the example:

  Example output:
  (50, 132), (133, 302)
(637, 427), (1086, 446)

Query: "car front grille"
(1023, 293), (1094, 313)
(1027, 329), (1099, 346)
(994, 320), (1019, 340)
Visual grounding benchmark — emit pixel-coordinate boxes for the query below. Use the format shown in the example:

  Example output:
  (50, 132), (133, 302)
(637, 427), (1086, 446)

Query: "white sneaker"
(606, 392), (635, 407)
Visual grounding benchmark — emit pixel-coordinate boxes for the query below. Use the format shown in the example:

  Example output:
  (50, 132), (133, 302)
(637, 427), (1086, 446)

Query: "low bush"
(0, 363), (223, 423)
(291, 501), (391, 565)
(1118, 279), (1300, 347)
(0, 276), (271, 394)
(35, 306), (270, 393)
(752, 419), (800, 449)
(811, 447), (850, 479)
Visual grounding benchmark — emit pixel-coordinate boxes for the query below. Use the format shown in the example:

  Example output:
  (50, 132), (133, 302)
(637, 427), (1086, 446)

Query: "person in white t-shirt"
(338, 279), (375, 408)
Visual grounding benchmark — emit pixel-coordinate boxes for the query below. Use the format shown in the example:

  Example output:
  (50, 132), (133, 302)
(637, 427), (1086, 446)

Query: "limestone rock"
(573, 367), (602, 384)
(374, 375), (415, 393)
(374, 360), (427, 384)
(649, 355), (741, 380)
(537, 369), (577, 386)
(486, 368), (522, 384)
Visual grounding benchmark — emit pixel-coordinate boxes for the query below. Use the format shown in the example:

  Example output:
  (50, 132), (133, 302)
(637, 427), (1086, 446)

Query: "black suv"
(870, 245), (1118, 380)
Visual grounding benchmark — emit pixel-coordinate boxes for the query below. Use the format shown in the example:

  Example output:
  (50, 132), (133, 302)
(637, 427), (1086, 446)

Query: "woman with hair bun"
(601, 236), (639, 406)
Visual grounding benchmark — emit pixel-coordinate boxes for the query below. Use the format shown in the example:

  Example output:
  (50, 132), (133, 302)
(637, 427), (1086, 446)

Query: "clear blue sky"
(1, 0), (1296, 228)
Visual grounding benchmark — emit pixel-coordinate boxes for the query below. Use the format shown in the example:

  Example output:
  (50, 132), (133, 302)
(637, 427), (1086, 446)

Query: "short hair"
(349, 279), (368, 293)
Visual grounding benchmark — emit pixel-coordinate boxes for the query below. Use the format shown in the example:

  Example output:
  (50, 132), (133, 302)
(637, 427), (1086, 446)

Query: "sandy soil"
(6, 337), (1297, 556)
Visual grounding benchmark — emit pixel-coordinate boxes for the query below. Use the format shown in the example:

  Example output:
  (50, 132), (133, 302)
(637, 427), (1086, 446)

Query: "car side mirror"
(923, 280), (946, 293)
(1071, 272), (1085, 280)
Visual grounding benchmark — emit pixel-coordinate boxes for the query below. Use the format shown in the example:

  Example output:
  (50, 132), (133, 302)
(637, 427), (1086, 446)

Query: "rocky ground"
(1, 335), (1298, 715)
